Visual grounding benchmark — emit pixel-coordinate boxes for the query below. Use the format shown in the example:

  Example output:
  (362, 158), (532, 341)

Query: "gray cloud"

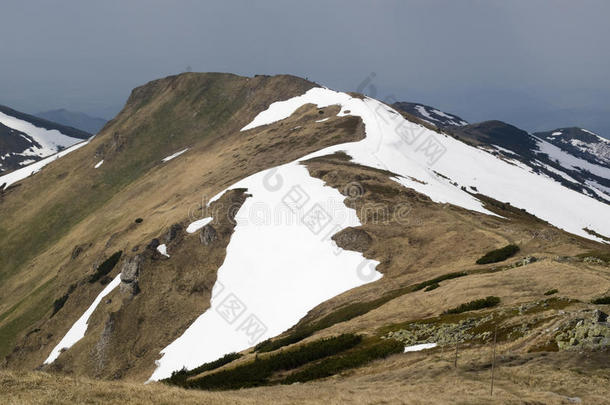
(1, 0), (609, 136)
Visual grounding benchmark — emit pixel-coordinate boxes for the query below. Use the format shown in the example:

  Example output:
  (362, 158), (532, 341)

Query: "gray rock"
(583, 256), (604, 265)
(119, 255), (142, 295)
(199, 224), (218, 245)
(592, 309), (608, 323)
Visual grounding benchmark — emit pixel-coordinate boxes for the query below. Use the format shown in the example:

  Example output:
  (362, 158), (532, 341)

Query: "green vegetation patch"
(164, 352), (242, 385)
(179, 335), (402, 390)
(412, 271), (467, 291)
(184, 334), (362, 390)
(88, 251), (122, 283)
(544, 289), (558, 296)
(443, 296), (500, 315)
(476, 244), (519, 264)
(424, 283), (440, 292)
(282, 337), (403, 384)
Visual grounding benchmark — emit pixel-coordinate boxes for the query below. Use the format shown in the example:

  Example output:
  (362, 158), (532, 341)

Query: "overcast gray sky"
(1, 0), (609, 136)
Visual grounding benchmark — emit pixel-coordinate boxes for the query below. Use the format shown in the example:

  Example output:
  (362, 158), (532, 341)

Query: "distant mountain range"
(0, 105), (90, 175)
(36, 109), (107, 134)
(393, 102), (610, 204)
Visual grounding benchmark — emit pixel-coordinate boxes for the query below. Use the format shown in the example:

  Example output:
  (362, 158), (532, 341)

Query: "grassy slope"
(0, 73), (315, 360)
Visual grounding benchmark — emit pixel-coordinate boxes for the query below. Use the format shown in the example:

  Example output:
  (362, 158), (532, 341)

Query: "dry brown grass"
(2, 344), (609, 405)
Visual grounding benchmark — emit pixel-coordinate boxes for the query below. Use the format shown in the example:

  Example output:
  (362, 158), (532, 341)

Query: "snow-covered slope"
(0, 140), (88, 190)
(0, 105), (89, 175)
(393, 102), (468, 127)
(440, 121), (610, 203)
(236, 88), (609, 241)
(534, 127), (610, 167)
(147, 87), (610, 380)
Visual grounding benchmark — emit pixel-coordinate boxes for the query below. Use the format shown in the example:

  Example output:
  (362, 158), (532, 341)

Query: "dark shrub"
(89, 251), (122, 283)
(544, 289), (558, 296)
(413, 272), (467, 291)
(50, 284), (77, 317)
(282, 338), (403, 384)
(444, 296), (500, 314)
(135, 218), (143, 223)
(476, 244), (519, 264)
(424, 283), (440, 292)
(186, 334), (361, 390)
(592, 296), (610, 305)
(164, 352), (242, 385)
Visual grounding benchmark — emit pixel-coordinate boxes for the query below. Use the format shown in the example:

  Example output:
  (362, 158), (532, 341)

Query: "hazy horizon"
(1, 0), (609, 137)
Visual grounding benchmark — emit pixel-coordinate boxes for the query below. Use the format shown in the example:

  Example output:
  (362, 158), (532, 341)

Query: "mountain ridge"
(0, 73), (608, 401)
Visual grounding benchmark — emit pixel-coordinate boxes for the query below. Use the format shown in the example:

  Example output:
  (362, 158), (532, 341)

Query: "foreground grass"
(0, 369), (251, 405)
(3, 348), (609, 405)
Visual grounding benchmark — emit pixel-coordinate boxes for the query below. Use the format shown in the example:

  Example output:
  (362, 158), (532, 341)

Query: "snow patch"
(186, 217), (213, 233)
(157, 244), (170, 257)
(404, 343), (437, 353)
(162, 148), (189, 162)
(491, 145), (517, 156)
(44, 274), (121, 364)
(94, 160), (104, 169)
(315, 118), (329, 123)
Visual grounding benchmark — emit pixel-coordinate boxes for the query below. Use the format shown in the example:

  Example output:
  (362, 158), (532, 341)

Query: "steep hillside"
(1, 74), (608, 402)
(0, 105), (89, 174)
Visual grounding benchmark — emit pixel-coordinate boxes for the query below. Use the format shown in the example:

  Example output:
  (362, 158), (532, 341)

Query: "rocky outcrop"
(164, 223), (183, 244)
(119, 255), (142, 296)
(387, 316), (492, 346)
(332, 227), (372, 252)
(583, 256), (605, 265)
(199, 224), (217, 245)
(555, 310), (609, 351)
